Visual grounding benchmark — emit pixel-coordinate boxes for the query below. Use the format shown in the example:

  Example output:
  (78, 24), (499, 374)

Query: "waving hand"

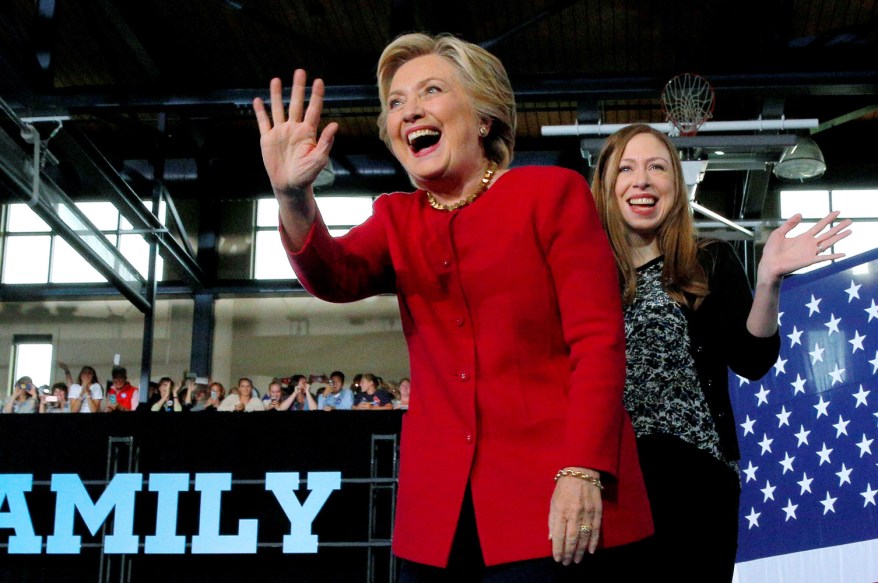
(253, 70), (338, 246)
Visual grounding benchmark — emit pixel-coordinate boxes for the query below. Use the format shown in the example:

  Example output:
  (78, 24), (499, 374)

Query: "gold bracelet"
(554, 468), (604, 490)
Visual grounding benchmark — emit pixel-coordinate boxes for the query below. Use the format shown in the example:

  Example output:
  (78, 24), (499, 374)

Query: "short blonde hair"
(376, 32), (516, 169)
(591, 124), (708, 307)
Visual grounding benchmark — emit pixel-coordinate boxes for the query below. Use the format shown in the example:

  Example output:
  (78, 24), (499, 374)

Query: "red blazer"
(284, 166), (652, 567)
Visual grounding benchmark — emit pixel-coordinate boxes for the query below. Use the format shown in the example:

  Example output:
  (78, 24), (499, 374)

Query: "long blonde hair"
(376, 32), (516, 169)
(591, 124), (708, 308)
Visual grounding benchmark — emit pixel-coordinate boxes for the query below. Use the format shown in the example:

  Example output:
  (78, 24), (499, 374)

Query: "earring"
(479, 126), (488, 137)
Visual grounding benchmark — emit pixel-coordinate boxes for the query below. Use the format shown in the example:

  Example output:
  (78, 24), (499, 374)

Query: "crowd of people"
(1, 363), (411, 415)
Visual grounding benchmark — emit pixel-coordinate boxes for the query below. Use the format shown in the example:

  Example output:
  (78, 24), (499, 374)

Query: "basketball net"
(660, 73), (715, 136)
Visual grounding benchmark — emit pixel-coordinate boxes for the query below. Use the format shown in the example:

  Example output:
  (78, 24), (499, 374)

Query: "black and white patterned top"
(623, 256), (727, 464)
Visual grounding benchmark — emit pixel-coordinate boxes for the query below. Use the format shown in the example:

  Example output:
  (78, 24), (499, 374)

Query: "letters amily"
(0, 471), (340, 554)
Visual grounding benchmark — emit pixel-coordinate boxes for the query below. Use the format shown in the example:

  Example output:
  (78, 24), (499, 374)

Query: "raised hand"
(253, 70), (338, 199)
(758, 211), (852, 283)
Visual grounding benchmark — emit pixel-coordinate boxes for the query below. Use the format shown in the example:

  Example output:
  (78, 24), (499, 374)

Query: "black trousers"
(398, 486), (565, 583)
(589, 434), (741, 583)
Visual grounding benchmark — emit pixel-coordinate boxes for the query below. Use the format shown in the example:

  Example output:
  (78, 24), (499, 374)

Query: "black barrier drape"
(0, 411), (403, 583)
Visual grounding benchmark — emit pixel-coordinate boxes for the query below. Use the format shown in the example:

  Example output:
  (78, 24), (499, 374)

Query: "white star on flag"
(759, 433), (774, 455)
(828, 363), (845, 385)
(836, 463), (853, 486)
(746, 507), (761, 529)
(740, 415), (756, 436)
(794, 425), (810, 447)
(824, 313), (842, 335)
(856, 434), (873, 457)
(862, 484), (878, 507)
(865, 299), (878, 322)
(806, 295), (822, 316)
(870, 351), (878, 374)
(790, 374), (807, 395)
(774, 356), (787, 375)
(798, 472), (814, 495)
(776, 405), (792, 427)
(817, 443), (833, 465)
(743, 460), (759, 482)
(814, 395), (830, 418)
(779, 452), (795, 474)
(821, 492), (838, 514)
(782, 499), (798, 521)
(737, 375), (751, 387)
(852, 384), (869, 407)
(810, 343), (825, 364)
(755, 385), (770, 406)
(761, 480), (777, 502)
(833, 415), (850, 437)
(845, 280), (861, 302)
(849, 330), (866, 352)
(787, 326), (803, 347)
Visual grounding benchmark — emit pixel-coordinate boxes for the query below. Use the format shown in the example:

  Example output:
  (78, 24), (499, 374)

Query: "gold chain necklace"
(425, 163), (498, 212)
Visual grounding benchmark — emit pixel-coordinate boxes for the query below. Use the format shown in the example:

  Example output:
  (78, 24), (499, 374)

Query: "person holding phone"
(3, 376), (38, 414)
(279, 375), (312, 411)
(39, 383), (71, 413)
(262, 379), (285, 411)
(105, 366), (140, 412)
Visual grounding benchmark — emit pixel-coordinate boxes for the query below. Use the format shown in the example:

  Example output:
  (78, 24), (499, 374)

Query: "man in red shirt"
(105, 366), (139, 411)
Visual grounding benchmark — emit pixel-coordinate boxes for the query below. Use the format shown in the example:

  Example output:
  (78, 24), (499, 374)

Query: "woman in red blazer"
(253, 32), (652, 581)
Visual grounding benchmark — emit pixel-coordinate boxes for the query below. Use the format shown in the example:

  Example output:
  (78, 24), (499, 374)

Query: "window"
(1, 201), (165, 284)
(779, 189), (878, 274)
(253, 196), (375, 280)
(10, 335), (53, 390)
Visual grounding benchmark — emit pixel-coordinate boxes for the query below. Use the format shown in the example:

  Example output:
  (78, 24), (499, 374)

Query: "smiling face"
(237, 379), (253, 399)
(385, 54), (488, 194)
(614, 132), (678, 243)
(360, 377), (377, 394)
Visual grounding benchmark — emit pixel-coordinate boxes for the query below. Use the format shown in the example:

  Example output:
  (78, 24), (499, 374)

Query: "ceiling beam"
(10, 70), (878, 120)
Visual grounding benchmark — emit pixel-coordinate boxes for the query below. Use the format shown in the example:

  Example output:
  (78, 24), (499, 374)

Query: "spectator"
(149, 377), (182, 412)
(350, 373), (363, 400)
(203, 381), (226, 411)
(353, 373), (393, 410)
(39, 382), (71, 413)
(395, 378), (411, 410)
(263, 379), (285, 411)
(316, 371), (353, 411)
(3, 376), (38, 414)
(218, 378), (265, 412)
(67, 365), (103, 413)
(105, 366), (140, 412)
(279, 374), (312, 411)
(186, 384), (211, 412)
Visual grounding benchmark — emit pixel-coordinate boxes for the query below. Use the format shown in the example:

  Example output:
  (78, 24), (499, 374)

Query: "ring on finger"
(817, 243), (824, 252)
(579, 524), (592, 534)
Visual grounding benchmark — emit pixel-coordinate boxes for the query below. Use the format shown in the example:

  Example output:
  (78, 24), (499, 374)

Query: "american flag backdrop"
(732, 247), (878, 583)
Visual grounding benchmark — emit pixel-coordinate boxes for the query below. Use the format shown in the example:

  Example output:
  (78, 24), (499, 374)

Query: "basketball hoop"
(660, 73), (715, 136)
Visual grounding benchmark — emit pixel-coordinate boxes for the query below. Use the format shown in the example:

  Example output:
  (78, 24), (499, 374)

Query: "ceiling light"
(773, 137), (826, 181)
